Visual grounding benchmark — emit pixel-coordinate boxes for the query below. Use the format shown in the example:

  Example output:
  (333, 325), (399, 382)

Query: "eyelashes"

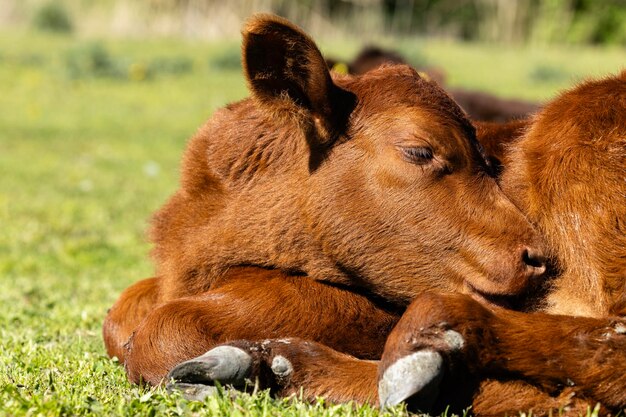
(400, 146), (434, 165)
(398, 145), (453, 176)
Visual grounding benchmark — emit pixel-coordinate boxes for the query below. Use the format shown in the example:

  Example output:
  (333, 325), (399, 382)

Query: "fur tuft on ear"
(242, 14), (356, 145)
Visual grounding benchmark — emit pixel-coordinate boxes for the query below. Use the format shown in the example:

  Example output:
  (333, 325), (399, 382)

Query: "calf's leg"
(103, 277), (161, 362)
(169, 338), (380, 404)
(379, 292), (626, 411)
(169, 338), (596, 417)
(124, 267), (400, 385)
(472, 380), (603, 417)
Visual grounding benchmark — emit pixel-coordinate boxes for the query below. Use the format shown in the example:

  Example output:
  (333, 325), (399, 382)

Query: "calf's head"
(161, 15), (547, 305)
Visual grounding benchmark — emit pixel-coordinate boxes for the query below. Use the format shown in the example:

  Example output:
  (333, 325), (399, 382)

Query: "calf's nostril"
(521, 247), (547, 275)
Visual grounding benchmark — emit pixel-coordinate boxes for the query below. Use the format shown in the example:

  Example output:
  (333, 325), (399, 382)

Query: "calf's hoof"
(378, 293), (492, 411)
(165, 341), (296, 401)
(378, 350), (444, 410)
(378, 318), (467, 411)
(166, 345), (253, 401)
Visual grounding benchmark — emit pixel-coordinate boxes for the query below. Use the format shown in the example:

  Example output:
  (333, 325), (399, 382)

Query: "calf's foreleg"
(379, 292), (626, 411)
(168, 338), (380, 404)
(169, 337), (597, 417)
(124, 268), (400, 385)
(103, 277), (161, 362)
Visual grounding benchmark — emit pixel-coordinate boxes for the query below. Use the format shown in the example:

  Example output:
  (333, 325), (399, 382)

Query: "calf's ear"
(242, 14), (356, 145)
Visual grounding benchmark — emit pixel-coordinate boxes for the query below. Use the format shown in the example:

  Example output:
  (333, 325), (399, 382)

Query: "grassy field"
(0, 29), (624, 416)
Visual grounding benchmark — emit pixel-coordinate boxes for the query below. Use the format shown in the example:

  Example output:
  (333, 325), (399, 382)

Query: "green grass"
(0, 30), (623, 416)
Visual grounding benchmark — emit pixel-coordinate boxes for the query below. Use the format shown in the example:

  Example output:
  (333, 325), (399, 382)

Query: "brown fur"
(380, 292), (626, 412)
(371, 72), (626, 412)
(502, 72), (626, 317)
(103, 14), (625, 415)
(222, 338), (381, 405)
(122, 268), (399, 385)
(103, 277), (161, 361)
(104, 13), (546, 383)
(474, 119), (529, 172)
(261, 72), (626, 414)
(147, 21), (544, 305)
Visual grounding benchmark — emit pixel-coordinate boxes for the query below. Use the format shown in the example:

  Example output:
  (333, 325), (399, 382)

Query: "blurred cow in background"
(327, 46), (540, 122)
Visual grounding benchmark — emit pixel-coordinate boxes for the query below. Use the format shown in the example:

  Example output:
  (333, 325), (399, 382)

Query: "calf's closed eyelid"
(399, 146), (435, 165)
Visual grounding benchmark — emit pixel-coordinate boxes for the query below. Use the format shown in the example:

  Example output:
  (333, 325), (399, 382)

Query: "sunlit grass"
(0, 30), (623, 416)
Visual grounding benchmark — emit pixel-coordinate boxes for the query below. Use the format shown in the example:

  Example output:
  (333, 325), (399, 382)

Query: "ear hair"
(242, 14), (356, 145)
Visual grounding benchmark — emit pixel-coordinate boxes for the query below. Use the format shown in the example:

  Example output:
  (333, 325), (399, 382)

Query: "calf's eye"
(400, 146), (434, 165)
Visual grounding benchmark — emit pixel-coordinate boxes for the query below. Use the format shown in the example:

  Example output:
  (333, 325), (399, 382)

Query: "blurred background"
(0, 1), (625, 413)
(3, 0), (626, 42)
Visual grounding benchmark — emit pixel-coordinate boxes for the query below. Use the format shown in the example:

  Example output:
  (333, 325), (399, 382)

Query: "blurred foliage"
(64, 42), (194, 80)
(529, 64), (571, 83)
(32, 1), (74, 34)
(3, 0), (625, 44)
(334, 0), (626, 44)
(150, 55), (194, 75)
(139, 0), (626, 44)
(531, 0), (626, 45)
(209, 49), (242, 70)
(65, 42), (127, 79)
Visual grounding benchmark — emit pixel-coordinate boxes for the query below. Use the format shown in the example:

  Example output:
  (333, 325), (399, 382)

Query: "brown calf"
(386, 72), (626, 413)
(103, 13), (547, 391)
(174, 72), (626, 415)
